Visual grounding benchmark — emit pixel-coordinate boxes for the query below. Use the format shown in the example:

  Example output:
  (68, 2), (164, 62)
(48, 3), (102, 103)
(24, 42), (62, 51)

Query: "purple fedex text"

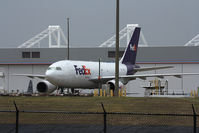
(74, 65), (91, 75)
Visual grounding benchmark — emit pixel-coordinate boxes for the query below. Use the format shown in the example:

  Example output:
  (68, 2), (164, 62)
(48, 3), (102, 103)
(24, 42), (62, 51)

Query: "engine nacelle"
(37, 80), (57, 94)
(107, 80), (124, 92)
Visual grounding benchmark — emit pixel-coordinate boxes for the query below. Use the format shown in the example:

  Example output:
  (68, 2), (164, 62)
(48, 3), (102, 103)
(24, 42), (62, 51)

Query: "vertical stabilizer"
(120, 27), (141, 65)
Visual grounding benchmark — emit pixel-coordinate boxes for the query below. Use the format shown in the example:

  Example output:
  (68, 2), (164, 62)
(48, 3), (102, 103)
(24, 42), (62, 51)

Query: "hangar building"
(0, 46), (199, 97)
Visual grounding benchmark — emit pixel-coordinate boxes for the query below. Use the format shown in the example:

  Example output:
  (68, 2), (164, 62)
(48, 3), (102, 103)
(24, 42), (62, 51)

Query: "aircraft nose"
(45, 70), (54, 80)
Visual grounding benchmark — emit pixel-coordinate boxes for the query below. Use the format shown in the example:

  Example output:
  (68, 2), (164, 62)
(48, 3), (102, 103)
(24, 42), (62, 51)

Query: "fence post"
(192, 104), (196, 133)
(13, 101), (19, 133)
(101, 102), (107, 133)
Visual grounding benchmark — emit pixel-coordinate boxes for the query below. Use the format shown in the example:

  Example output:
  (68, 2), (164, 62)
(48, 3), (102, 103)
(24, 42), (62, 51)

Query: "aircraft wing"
(11, 74), (46, 79)
(90, 73), (199, 83)
(134, 66), (173, 72)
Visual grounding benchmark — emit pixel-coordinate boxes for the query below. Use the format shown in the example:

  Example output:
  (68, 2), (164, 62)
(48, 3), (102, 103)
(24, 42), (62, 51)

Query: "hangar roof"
(0, 46), (198, 64)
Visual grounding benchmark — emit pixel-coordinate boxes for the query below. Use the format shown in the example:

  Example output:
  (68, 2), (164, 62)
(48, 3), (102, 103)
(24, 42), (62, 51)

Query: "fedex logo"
(130, 44), (137, 51)
(74, 65), (91, 75)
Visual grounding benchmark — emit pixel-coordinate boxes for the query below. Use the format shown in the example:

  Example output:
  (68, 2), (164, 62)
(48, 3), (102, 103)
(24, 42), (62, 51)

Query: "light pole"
(115, 0), (120, 96)
(67, 18), (70, 60)
(98, 58), (101, 96)
(67, 18), (70, 94)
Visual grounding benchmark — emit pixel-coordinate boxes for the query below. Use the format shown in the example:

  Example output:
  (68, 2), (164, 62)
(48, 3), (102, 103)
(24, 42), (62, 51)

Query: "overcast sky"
(0, 0), (198, 48)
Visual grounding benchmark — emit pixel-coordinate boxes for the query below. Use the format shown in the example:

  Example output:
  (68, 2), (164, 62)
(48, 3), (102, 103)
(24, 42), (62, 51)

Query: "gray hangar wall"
(0, 46), (199, 96)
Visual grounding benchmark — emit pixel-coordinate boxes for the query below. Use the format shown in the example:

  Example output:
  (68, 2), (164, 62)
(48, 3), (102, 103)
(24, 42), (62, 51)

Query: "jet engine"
(37, 80), (57, 94)
(107, 80), (124, 92)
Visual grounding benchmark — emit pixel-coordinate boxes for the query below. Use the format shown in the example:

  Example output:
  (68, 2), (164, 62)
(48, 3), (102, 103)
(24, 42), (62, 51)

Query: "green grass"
(0, 96), (198, 126)
(0, 96), (199, 113)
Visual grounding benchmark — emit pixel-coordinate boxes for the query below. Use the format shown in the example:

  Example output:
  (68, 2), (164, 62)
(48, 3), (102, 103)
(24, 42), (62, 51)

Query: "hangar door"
(0, 70), (5, 90)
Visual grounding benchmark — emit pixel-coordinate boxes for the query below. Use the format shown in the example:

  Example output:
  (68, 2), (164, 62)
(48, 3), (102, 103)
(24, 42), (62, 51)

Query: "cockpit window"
(56, 67), (62, 70)
(48, 67), (62, 71)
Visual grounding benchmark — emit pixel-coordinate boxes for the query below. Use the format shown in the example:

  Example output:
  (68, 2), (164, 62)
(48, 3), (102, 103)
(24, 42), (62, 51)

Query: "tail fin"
(120, 27), (141, 65)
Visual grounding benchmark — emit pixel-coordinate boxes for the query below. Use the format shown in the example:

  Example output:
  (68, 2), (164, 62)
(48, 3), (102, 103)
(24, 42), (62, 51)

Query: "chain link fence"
(0, 102), (198, 133)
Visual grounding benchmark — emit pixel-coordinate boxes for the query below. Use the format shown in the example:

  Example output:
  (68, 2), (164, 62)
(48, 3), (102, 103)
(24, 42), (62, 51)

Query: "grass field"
(0, 96), (198, 126)
(0, 96), (199, 113)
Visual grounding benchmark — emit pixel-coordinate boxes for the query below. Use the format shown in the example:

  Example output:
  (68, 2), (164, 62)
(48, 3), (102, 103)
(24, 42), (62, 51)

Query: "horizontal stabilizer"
(134, 66), (173, 72)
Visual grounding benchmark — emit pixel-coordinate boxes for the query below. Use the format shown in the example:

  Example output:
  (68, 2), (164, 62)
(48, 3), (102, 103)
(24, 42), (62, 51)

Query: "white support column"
(57, 27), (61, 47)
(18, 25), (68, 48)
(140, 32), (148, 46)
(49, 28), (52, 47)
(99, 24), (148, 47)
(185, 34), (199, 46)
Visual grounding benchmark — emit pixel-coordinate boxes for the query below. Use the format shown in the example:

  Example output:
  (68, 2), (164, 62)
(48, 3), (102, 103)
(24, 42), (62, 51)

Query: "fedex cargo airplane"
(13, 26), (199, 94)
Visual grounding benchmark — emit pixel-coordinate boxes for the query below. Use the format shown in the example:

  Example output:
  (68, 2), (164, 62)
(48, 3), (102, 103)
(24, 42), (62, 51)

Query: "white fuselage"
(45, 60), (127, 88)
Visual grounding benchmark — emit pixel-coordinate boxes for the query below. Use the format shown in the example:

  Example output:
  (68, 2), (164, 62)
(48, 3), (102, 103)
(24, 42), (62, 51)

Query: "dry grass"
(0, 96), (198, 126)
(0, 96), (198, 113)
